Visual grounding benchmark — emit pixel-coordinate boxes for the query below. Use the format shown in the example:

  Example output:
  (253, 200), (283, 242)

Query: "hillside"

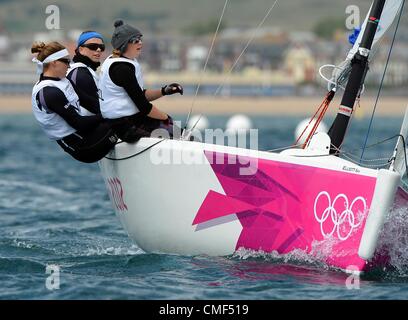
(0, 0), (374, 35)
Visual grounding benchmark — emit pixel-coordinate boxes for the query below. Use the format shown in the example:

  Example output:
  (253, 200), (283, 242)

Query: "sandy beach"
(1, 95), (407, 117)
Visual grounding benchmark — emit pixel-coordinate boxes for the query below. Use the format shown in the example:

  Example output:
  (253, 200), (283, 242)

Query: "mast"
(328, 0), (386, 154)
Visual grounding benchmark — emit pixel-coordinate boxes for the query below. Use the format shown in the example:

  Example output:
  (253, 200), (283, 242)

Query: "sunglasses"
(129, 36), (143, 44)
(81, 43), (106, 52)
(57, 58), (71, 66)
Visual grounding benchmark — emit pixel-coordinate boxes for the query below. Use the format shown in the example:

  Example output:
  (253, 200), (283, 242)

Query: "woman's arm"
(144, 89), (162, 102)
(147, 105), (168, 120)
(36, 87), (103, 133)
(144, 84), (183, 102)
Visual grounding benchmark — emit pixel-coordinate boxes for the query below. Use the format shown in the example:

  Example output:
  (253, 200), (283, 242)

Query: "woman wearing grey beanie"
(99, 20), (183, 142)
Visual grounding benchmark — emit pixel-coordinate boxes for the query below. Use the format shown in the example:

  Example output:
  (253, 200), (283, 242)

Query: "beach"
(1, 95), (407, 116)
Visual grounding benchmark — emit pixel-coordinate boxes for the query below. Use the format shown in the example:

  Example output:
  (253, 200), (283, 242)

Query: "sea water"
(1, 114), (408, 300)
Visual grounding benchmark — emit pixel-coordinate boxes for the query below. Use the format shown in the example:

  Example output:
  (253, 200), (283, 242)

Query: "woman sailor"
(31, 41), (118, 163)
(67, 31), (105, 115)
(99, 20), (183, 142)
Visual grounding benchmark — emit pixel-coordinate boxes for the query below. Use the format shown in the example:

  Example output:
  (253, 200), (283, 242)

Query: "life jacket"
(67, 62), (100, 116)
(67, 62), (99, 85)
(31, 77), (89, 140)
(99, 56), (144, 119)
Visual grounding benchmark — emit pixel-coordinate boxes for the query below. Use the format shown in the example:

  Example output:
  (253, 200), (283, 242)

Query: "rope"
(360, 0), (405, 162)
(295, 89), (335, 148)
(318, 63), (366, 94)
(104, 139), (165, 161)
(318, 64), (347, 91)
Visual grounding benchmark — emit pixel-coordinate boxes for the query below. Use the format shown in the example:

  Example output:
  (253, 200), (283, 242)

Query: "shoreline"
(1, 95), (407, 116)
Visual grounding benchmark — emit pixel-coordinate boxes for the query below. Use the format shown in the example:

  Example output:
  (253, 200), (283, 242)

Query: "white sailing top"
(99, 56), (144, 119)
(31, 78), (88, 140)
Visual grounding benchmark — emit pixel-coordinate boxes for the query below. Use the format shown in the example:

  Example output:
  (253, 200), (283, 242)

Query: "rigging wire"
(267, 133), (406, 171)
(332, 133), (408, 170)
(211, 0), (280, 98)
(359, 0), (406, 162)
(185, 0), (280, 138)
(182, 0), (230, 139)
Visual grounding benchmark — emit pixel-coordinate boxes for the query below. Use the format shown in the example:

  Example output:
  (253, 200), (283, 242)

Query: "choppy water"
(1, 113), (408, 300)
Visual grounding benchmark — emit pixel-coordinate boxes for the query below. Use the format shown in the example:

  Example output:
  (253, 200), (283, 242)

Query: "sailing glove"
(161, 83), (183, 96)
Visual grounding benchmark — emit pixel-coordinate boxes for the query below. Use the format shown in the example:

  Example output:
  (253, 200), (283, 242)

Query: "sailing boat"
(99, 0), (407, 272)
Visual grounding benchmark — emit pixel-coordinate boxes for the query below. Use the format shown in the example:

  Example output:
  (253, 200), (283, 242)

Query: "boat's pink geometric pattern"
(193, 152), (378, 271)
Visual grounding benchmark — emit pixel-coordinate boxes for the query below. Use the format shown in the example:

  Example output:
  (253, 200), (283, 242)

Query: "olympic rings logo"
(313, 191), (367, 241)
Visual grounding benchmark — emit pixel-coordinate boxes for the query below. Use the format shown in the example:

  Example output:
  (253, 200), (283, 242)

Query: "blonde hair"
(112, 49), (121, 58)
(31, 41), (66, 70)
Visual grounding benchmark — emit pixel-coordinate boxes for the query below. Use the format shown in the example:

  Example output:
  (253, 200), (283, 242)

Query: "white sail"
(328, 0), (403, 90)
(347, 0), (404, 60)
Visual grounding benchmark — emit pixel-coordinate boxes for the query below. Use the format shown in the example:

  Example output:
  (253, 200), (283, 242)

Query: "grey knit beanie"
(111, 20), (142, 52)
